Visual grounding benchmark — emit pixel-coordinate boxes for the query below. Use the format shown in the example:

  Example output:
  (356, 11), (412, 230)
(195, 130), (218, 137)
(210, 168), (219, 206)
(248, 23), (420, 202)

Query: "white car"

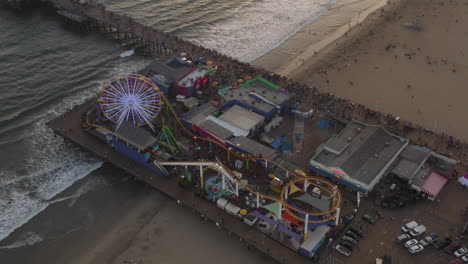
(462, 254), (468, 262)
(410, 225), (426, 237)
(455, 247), (468, 257)
(402, 221), (418, 232)
(336, 244), (352, 256)
(408, 244), (424, 254)
(396, 233), (411, 243)
(404, 239), (418, 248)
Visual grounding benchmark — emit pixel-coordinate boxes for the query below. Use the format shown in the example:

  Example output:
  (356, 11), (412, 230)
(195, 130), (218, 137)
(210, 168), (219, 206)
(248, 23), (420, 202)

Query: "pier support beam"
(222, 173), (226, 191)
(278, 203), (282, 221)
(335, 208), (340, 226)
(200, 165), (204, 190)
(304, 214), (309, 241)
(256, 193), (260, 208)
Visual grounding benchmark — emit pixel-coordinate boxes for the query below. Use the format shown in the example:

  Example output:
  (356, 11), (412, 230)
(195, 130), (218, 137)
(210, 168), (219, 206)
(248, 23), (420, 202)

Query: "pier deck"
(47, 100), (312, 264)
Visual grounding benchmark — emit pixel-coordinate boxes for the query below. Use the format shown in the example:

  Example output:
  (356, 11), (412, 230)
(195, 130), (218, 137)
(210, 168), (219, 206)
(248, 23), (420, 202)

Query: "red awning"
(283, 211), (300, 227)
(421, 172), (448, 198)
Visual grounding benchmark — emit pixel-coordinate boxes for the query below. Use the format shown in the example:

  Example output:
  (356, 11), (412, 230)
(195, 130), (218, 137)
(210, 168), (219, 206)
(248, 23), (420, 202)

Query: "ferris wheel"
(98, 74), (163, 129)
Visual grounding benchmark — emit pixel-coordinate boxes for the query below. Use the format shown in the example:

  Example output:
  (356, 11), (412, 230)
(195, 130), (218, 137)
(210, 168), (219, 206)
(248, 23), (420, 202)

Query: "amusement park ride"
(86, 71), (342, 254)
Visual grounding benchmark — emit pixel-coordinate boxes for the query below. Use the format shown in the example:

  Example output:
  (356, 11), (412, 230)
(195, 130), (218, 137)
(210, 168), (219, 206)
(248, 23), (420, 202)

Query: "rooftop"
(114, 121), (157, 151)
(218, 105), (265, 132)
(148, 59), (192, 83)
(313, 121), (408, 185)
(221, 77), (291, 113)
(229, 136), (277, 160)
(199, 119), (233, 140)
(182, 102), (218, 125)
(391, 146), (431, 180)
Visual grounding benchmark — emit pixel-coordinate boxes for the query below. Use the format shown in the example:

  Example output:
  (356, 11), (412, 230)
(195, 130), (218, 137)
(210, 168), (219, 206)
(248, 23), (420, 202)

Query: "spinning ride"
(98, 74), (163, 129)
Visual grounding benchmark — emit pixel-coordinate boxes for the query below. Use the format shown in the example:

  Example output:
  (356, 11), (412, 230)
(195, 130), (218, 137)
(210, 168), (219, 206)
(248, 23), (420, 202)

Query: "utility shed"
(114, 121), (157, 151)
(228, 136), (277, 160)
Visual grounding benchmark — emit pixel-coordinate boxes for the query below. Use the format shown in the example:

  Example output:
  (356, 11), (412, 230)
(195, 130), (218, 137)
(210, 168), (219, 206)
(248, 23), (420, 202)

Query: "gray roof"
(182, 102), (218, 125)
(229, 136), (277, 159)
(149, 61), (192, 83)
(241, 79), (290, 105)
(293, 193), (331, 212)
(199, 119), (233, 140)
(222, 79), (290, 113)
(411, 166), (432, 188)
(399, 145), (431, 164)
(391, 146), (431, 180)
(314, 121), (407, 185)
(391, 159), (419, 180)
(218, 105), (265, 131)
(114, 121), (157, 151)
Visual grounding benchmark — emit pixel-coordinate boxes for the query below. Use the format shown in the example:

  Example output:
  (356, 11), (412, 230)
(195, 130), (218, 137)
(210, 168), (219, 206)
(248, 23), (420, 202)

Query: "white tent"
(458, 175), (468, 187)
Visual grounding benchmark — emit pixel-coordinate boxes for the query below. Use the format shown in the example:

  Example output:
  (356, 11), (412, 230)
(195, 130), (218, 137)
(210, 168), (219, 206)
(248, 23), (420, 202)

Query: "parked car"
(401, 221), (418, 232)
(404, 239), (419, 248)
(336, 245), (351, 256)
(396, 233), (411, 243)
(346, 231), (361, 241)
(462, 254), (468, 262)
(455, 247), (468, 257)
(419, 233), (438, 246)
(408, 244), (424, 254)
(340, 241), (354, 251)
(434, 238), (452, 249)
(409, 225), (426, 237)
(342, 235), (357, 245)
(446, 242), (464, 253)
(349, 226), (364, 237)
(362, 214), (377, 224)
(449, 259), (464, 264)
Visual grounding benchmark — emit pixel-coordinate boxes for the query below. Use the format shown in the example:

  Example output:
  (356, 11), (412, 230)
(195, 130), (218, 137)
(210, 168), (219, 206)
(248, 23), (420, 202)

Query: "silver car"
(336, 245), (351, 256)
(408, 244), (424, 254)
(404, 239), (418, 248)
(342, 235), (357, 245)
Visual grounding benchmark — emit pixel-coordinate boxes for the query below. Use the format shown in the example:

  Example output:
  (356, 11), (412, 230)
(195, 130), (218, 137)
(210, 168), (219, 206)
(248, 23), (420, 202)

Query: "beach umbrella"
(245, 76), (252, 80)
(237, 79), (244, 83)
(207, 61), (213, 65)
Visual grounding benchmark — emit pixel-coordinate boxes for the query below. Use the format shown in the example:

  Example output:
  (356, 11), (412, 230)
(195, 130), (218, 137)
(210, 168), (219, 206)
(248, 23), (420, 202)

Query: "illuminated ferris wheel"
(98, 74), (163, 129)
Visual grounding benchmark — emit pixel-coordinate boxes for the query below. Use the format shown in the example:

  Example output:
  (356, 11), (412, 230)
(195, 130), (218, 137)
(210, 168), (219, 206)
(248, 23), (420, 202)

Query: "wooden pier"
(47, 99), (313, 264)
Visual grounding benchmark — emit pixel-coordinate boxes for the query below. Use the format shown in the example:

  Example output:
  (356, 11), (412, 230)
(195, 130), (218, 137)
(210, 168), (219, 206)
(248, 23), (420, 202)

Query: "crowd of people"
(76, 0), (467, 170)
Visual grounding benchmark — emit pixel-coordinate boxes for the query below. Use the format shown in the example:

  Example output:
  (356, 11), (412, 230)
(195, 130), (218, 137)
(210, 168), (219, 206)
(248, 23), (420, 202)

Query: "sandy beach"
(253, 0), (389, 72)
(277, 0), (468, 142)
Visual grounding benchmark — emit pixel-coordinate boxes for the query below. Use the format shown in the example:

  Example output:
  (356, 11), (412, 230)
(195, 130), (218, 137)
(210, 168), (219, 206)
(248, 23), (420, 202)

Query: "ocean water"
(99, 0), (334, 62)
(0, 0), (338, 243)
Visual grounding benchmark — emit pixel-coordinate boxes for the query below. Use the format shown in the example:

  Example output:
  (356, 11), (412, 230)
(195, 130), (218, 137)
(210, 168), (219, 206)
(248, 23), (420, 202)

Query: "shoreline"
(252, 0), (390, 74)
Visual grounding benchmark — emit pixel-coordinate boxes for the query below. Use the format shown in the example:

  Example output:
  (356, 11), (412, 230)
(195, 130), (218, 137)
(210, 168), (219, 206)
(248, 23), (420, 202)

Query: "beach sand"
(253, 0), (388, 72)
(0, 164), (271, 264)
(276, 0), (468, 142)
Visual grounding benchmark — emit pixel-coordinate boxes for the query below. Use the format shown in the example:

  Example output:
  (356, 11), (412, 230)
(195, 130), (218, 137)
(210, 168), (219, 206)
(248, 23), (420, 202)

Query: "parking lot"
(322, 180), (468, 264)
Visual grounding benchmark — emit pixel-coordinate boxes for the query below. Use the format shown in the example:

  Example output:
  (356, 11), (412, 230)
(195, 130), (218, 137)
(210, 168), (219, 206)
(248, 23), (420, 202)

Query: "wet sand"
(0, 165), (272, 264)
(280, 0), (468, 142)
(253, 0), (388, 72)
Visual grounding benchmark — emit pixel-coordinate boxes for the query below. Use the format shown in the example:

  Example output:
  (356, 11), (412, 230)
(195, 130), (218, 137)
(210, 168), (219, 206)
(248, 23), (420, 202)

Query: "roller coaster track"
(85, 75), (342, 223)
